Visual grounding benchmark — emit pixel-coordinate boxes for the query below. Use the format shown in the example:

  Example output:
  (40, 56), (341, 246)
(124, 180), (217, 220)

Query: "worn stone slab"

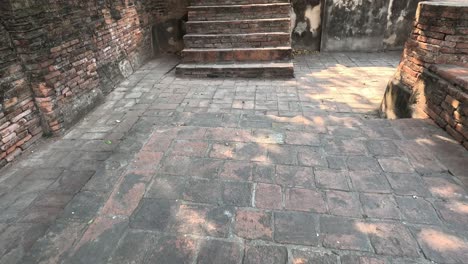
(366, 222), (420, 257)
(235, 209), (272, 241)
(396, 196), (441, 225)
(144, 235), (197, 264)
(66, 216), (128, 264)
(285, 187), (327, 213)
(360, 193), (401, 220)
(243, 244), (288, 264)
(130, 199), (177, 231)
(255, 183), (282, 209)
(273, 211), (319, 246)
(349, 171), (391, 193)
(326, 190), (362, 217)
(315, 169), (350, 190)
(320, 215), (372, 252)
(171, 204), (233, 238)
(290, 249), (339, 264)
(196, 240), (243, 264)
(410, 226), (468, 264)
(276, 165), (315, 188)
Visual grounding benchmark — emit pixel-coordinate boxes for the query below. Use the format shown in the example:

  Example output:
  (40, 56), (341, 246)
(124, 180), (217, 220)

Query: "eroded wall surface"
(291, 0), (323, 51)
(292, 0), (426, 51)
(321, 0), (389, 51)
(383, 0), (421, 50)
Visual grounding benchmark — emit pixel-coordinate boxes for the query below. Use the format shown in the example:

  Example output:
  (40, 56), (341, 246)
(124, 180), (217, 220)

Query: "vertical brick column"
(381, 1), (468, 148)
(2, 1), (81, 134)
(381, 1), (468, 118)
(0, 1), (44, 166)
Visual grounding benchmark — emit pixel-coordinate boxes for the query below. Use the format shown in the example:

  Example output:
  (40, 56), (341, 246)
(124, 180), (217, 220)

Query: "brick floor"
(1, 52), (468, 264)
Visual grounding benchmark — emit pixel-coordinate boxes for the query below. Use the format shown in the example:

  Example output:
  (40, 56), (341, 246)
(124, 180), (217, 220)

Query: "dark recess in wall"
(291, 0), (323, 51)
(153, 15), (187, 55)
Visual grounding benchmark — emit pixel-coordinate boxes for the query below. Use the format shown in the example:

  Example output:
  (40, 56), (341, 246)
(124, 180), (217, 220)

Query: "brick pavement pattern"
(1, 53), (468, 264)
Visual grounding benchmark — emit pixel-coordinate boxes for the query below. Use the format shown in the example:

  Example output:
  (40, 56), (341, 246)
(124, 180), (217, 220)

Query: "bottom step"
(175, 62), (294, 78)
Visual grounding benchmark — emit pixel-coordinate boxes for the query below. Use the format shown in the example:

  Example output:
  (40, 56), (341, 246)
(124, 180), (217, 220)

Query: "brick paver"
(1, 53), (468, 264)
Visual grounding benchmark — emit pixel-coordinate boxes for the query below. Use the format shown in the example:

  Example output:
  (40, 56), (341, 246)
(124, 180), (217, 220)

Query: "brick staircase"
(176, 0), (294, 78)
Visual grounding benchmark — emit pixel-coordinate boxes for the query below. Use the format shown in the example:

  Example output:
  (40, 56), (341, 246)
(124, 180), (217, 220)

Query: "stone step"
(176, 61), (294, 78)
(184, 32), (291, 49)
(178, 0), (294, 78)
(188, 3), (290, 21)
(181, 47), (292, 63)
(186, 18), (291, 34)
(190, 0), (289, 6)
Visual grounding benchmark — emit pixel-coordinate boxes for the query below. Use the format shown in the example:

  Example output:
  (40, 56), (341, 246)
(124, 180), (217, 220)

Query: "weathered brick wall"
(422, 65), (468, 149)
(0, 22), (43, 167)
(0, 0), (188, 167)
(381, 1), (468, 148)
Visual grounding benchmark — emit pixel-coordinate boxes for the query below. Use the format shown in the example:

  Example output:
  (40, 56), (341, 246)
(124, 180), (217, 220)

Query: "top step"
(190, 0), (290, 6)
(188, 3), (291, 21)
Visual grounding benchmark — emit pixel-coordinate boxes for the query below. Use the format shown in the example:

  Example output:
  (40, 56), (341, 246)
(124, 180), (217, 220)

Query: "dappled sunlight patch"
(210, 143), (235, 159)
(354, 221), (420, 256)
(174, 205), (217, 235)
(250, 130), (285, 144)
(263, 143), (281, 154)
(415, 138), (436, 146)
(418, 228), (467, 252)
(450, 201), (468, 214)
(423, 176), (465, 199)
(433, 134), (459, 144)
(304, 66), (394, 78)
(430, 185), (463, 199)
(185, 211), (215, 230)
(268, 115), (325, 127)
(354, 222), (380, 235)
(293, 257), (308, 264)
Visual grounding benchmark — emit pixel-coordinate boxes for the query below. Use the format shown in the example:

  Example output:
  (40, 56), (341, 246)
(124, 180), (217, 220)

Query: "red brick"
(170, 140), (208, 157)
(220, 161), (253, 181)
(285, 188), (326, 213)
(130, 151), (163, 174)
(255, 183), (282, 210)
(235, 209), (272, 240)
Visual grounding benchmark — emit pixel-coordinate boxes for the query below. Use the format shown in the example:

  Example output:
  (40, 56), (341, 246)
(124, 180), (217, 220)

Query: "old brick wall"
(0, 22), (43, 167)
(381, 1), (468, 148)
(0, 0), (188, 167)
(422, 65), (468, 149)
